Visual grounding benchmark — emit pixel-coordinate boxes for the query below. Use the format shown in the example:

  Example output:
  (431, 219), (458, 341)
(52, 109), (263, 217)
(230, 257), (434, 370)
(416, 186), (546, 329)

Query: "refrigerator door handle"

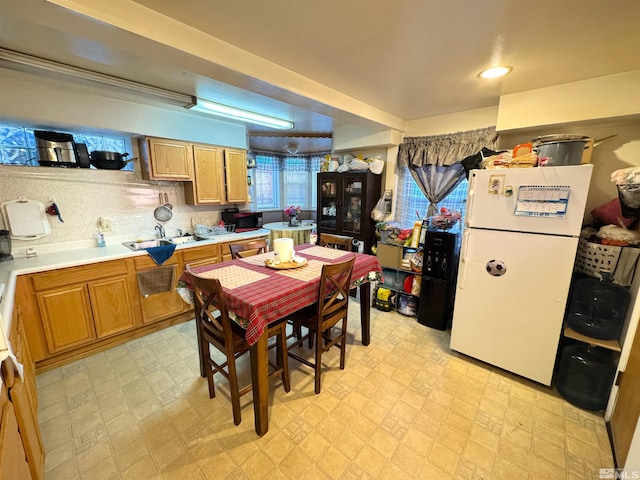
(458, 229), (470, 289)
(465, 176), (476, 228)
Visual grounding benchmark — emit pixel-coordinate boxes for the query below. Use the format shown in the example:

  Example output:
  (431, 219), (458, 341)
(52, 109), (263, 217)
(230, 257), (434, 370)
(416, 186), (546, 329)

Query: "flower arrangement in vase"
(284, 205), (302, 226)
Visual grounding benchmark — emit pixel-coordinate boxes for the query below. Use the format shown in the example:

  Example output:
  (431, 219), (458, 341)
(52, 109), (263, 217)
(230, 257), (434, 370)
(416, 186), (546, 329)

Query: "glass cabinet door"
(319, 178), (338, 231)
(342, 179), (363, 234)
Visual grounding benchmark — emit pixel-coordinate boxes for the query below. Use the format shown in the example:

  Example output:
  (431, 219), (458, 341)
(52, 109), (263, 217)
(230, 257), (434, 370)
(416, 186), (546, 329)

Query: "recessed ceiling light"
(478, 65), (512, 79)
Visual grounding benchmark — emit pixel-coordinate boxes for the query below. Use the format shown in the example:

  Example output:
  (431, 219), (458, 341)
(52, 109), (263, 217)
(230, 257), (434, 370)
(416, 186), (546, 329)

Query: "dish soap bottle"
(95, 229), (106, 248)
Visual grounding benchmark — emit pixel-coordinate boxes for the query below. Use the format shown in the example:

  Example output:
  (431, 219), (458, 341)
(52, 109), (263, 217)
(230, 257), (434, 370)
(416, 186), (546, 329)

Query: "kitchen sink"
(168, 235), (195, 245)
(122, 239), (173, 251)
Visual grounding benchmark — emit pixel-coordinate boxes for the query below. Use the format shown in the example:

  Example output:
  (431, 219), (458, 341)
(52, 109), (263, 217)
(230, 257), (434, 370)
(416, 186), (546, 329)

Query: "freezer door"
(450, 228), (578, 385)
(466, 165), (593, 236)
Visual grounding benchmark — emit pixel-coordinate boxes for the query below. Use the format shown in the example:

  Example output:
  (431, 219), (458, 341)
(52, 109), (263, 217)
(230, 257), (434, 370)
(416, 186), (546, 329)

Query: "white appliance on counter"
(450, 164), (593, 385)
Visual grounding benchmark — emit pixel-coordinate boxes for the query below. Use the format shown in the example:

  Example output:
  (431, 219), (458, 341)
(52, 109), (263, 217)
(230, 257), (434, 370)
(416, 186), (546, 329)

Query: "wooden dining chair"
(318, 233), (354, 251)
(185, 264), (290, 425)
(286, 256), (355, 394)
(229, 239), (268, 259)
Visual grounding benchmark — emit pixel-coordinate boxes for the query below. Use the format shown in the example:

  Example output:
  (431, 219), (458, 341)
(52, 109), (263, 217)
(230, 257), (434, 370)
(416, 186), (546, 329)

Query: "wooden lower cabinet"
(10, 380), (44, 480)
(35, 271), (137, 353)
(89, 275), (137, 336)
(133, 255), (186, 323)
(17, 239), (263, 370)
(181, 243), (221, 269)
(36, 283), (96, 353)
(0, 387), (32, 480)
(2, 312), (44, 480)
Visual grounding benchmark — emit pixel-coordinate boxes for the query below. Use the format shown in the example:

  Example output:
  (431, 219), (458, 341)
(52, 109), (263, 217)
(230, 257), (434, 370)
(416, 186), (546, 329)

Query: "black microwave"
(221, 211), (263, 232)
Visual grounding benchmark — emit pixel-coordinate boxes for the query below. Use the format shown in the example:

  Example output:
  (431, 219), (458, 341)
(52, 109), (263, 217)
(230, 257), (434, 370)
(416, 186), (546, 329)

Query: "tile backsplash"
(0, 163), (228, 253)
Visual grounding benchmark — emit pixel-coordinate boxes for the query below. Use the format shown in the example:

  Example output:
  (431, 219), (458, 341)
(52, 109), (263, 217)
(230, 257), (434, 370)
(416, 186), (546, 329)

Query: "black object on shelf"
(566, 271), (630, 341)
(555, 343), (617, 411)
(417, 230), (459, 331)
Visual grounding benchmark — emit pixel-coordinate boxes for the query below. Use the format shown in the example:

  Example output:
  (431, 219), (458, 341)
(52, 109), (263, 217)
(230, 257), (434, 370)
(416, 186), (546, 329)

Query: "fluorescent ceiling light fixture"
(188, 98), (293, 130)
(0, 47), (194, 106)
(478, 65), (512, 79)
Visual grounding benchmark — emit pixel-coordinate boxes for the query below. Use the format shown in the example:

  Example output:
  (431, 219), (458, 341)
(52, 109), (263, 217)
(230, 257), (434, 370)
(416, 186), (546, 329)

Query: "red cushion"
(591, 198), (635, 227)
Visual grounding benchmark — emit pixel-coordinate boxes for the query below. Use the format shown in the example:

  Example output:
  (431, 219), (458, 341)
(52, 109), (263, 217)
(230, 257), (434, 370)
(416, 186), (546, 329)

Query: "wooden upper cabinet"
(184, 144), (224, 205)
(224, 148), (248, 204)
(138, 136), (194, 181)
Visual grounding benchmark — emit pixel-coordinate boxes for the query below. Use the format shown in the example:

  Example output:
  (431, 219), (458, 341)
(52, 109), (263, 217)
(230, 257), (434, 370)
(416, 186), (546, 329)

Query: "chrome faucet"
(155, 224), (165, 239)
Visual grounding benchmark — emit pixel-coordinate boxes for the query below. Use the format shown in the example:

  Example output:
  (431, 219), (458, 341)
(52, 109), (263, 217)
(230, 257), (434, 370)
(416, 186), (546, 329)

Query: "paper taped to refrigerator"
(514, 185), (570, 218)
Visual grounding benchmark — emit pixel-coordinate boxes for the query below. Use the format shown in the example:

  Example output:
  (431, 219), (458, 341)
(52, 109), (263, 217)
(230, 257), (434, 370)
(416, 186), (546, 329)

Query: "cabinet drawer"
(182, 244), (220, 264)
(32, 260), (128, 291)
(134, 254), (178, 271)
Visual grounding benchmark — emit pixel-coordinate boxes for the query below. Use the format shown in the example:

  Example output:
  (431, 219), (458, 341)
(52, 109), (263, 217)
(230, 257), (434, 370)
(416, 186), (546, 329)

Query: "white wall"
(497, 70), (640, 132)
(0, 67), (247, 147)
(405, 106), (499, 137)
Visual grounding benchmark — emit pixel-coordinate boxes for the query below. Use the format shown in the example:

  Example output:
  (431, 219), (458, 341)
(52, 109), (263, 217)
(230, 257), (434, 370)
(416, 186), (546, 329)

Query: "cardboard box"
(376, 243), (403, 269)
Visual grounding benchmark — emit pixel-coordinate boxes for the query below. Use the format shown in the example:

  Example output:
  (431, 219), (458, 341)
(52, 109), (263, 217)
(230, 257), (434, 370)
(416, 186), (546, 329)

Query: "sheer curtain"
(254, 151), (325, 211)
(397, 127), (498, 216)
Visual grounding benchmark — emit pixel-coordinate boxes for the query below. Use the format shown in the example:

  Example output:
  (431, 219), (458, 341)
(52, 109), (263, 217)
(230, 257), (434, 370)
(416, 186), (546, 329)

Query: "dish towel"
(146, 244), (176, 265)
(137, 266), (175, 297)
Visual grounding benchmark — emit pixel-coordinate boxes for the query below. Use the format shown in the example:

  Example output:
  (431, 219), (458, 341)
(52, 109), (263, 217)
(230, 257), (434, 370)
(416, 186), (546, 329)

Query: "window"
(254, 152), (324, 211)
(395, 164), (468, 232)
(255, 153), (281, 210)
(0, 122), (133, 170)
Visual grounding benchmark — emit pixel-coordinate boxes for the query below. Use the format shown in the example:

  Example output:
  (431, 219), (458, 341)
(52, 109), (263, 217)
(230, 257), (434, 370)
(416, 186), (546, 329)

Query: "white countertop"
(0, 229), (269, 361)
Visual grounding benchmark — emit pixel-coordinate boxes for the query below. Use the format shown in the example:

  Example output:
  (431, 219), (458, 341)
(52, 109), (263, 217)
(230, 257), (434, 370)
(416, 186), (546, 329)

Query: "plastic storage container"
(566, 272), (630, 340)
(555, 344), (617, 411)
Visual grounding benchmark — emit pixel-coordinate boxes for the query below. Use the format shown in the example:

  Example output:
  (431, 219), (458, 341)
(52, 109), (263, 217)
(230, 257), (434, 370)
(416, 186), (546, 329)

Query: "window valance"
(398, 126), (498, 168)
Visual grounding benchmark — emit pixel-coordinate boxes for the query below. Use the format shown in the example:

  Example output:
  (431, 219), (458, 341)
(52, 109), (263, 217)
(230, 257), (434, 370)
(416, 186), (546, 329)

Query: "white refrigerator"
(450, 164), (593, 385)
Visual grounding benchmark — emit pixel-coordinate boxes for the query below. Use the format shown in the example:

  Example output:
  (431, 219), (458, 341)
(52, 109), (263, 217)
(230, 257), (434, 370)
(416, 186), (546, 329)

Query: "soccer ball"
(486, 259), (507, 277)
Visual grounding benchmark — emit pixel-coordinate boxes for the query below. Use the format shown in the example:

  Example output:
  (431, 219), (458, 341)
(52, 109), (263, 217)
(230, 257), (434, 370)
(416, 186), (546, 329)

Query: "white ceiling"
(2, 0), (640, 154)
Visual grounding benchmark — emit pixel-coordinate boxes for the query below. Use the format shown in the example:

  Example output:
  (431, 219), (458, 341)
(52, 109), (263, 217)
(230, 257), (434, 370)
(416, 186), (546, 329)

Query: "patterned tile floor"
(37, 300), (614, 479)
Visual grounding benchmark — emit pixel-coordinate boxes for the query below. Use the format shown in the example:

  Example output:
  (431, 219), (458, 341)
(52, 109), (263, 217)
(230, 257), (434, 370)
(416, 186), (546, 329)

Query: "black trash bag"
(460, 147), (502, 179)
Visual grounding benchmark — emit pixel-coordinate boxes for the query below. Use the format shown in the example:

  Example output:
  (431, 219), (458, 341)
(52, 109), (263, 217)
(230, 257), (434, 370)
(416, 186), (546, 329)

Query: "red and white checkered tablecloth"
(181, 244), (382, 345)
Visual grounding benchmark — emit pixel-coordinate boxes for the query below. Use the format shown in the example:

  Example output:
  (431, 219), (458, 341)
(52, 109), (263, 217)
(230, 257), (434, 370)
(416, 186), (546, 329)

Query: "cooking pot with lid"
(531, 134), (591, 166)
(34, 130), (78, 167)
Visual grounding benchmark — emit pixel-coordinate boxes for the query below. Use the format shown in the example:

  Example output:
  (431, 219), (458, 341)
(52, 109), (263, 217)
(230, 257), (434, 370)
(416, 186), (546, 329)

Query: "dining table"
(180, 243), (382, 436)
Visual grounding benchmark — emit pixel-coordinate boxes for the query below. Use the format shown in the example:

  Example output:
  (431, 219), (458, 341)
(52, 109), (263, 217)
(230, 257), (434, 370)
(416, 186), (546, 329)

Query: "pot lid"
(531, 134), (592, 145)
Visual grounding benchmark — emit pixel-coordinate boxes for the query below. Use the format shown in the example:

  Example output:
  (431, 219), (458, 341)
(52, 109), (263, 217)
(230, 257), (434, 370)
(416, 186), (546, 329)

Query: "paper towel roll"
(274, 237), (294, 263)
